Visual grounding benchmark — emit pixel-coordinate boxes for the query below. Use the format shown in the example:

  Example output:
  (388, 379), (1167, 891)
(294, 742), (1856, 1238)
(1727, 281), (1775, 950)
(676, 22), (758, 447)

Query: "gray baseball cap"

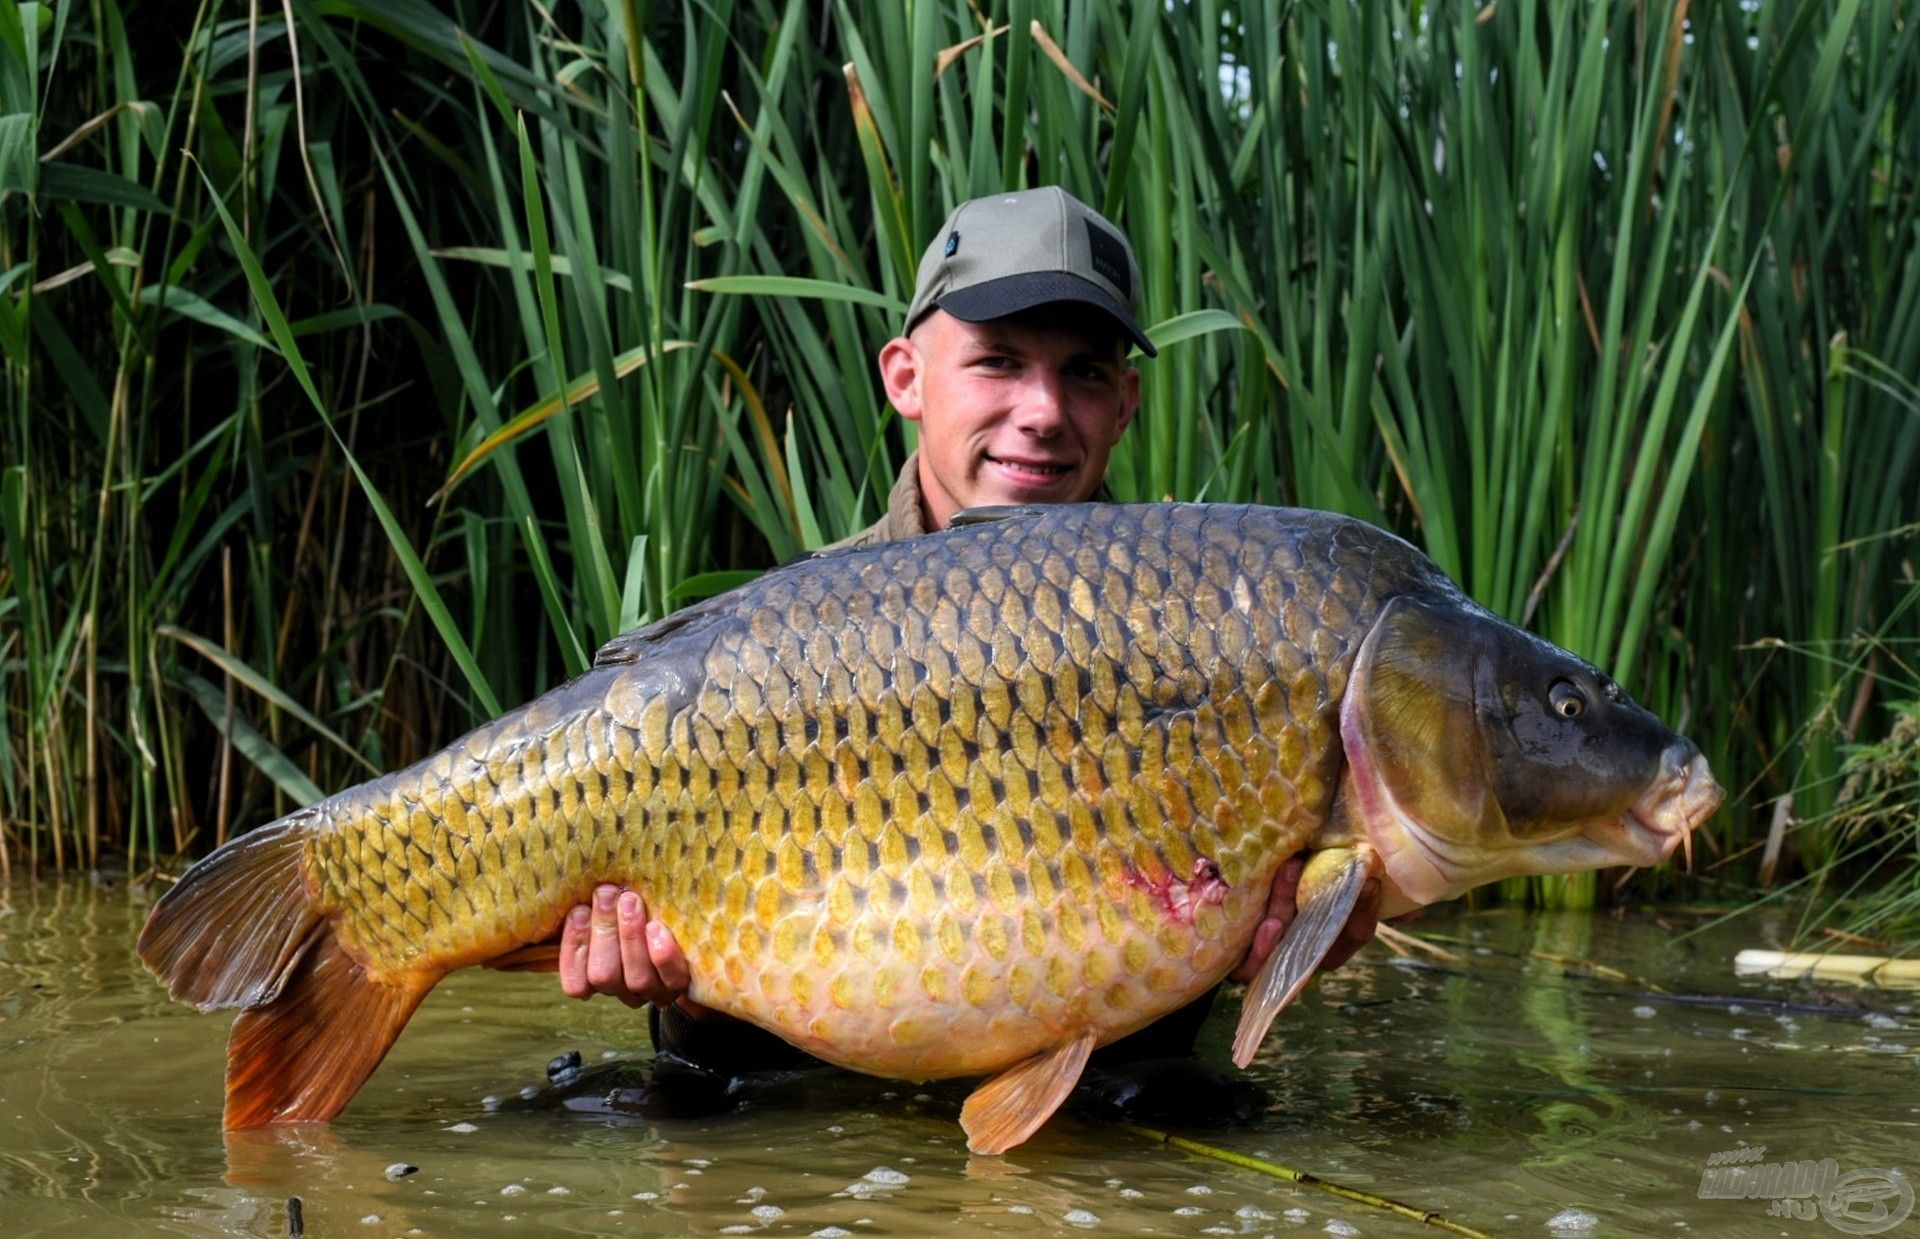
(903, 186), (1156, 357)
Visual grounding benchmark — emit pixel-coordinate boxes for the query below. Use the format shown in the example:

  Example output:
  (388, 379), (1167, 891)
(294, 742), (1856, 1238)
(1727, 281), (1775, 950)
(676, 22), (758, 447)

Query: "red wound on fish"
(1123, 856), (1230, 923)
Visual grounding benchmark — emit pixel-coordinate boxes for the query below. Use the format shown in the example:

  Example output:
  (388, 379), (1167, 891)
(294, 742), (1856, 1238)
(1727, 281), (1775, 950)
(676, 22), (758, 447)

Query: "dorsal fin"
(593, 593), (735, 668)
(948, 504), (1052, 528)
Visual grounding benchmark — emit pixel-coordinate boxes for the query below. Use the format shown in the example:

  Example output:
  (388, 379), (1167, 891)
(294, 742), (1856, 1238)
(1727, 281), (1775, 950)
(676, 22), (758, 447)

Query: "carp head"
(1337, 595), (1723, 915)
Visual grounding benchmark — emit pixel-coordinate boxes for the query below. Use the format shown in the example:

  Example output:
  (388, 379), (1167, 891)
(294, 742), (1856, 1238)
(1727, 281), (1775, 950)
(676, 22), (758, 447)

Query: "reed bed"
(2, 1), (1915, 921)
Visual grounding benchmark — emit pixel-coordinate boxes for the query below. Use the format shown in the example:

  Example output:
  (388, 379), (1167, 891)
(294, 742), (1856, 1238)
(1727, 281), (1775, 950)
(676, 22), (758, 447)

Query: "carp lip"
(1603, 751), (1724, 870)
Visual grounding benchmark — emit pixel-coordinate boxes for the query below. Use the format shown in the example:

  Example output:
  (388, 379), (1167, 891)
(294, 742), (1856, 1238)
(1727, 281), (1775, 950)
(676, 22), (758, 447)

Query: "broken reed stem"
(1393, 928), (1672, 994)
(1124, 1124), (1495, 1238)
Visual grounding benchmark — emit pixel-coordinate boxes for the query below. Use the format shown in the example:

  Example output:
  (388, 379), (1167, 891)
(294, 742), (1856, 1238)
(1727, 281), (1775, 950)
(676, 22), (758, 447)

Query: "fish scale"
(292, 506), (1381, 1079)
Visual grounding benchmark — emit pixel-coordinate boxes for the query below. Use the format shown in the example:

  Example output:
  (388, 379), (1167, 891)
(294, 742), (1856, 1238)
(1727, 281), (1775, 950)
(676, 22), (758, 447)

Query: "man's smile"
(985, 454), (1076, 484)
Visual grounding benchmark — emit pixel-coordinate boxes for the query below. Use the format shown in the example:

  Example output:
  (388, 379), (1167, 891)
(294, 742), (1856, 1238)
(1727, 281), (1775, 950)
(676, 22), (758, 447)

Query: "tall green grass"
(2, 1), (1916, 922)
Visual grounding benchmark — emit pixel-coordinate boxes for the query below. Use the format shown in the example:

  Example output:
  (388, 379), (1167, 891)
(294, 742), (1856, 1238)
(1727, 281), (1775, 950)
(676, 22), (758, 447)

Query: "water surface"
(2, 879), (1914, 1237)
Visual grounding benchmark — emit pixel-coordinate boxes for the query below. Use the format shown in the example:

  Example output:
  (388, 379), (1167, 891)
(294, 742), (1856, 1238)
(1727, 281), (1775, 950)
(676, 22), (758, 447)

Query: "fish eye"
(1549, 680), (1587, 718)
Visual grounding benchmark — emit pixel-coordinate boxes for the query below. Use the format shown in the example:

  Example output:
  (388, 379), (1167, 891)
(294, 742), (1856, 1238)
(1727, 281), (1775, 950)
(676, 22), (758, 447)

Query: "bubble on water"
(480, 1095), (502, 1112)
(360, 1216), (382, 1226)
(547, 1186), (571, 1196)
(445, 1122), (478, 1133)
(1203, 1229), (1236, 1236)
(1632, 1005), (1657, 1019)
(1547, 1207), (1600, 1233)
(720, 1227), (754, 1234)
(1286, 1207), (1313, 1221)
(633, 1191), (658, 1201)
(1187, 1184), (1214, 1195)
(826, 1125), (845, 1134)
(1324, 1221), (1360, 1236)
(864, 1167), (910, 1186)
(1119, 1188), (1145, 1200)
(752, 1205), (785, 1221)
(1064, 1209), (1101, 1227)
(1008, 1205), (1035, 1215)
(1703, 1090), (1719, 1104)
(1176, 1205), (1207, 1216)
(810, 1229), (853, 1238)
(1238, 1205), (1276, 1220)
(500, 1185), (526, 1197)
(1866, 1012), (1900, 1030)
(518, 1085), (540, 1100)
(601, 1048), (619, 1059)
(687, 1158), (713, 1168)
(384, 1163), (418, 1181)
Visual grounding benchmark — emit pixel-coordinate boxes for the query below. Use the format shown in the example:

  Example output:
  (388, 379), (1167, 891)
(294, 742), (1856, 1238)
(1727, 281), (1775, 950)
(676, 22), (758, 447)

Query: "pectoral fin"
(1231, 848), (1372, 1068)
(959, 1031), (1098, 1155)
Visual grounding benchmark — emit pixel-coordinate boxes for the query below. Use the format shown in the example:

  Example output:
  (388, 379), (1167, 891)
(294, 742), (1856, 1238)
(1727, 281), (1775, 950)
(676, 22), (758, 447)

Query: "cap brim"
(936, 272), (1157, 357)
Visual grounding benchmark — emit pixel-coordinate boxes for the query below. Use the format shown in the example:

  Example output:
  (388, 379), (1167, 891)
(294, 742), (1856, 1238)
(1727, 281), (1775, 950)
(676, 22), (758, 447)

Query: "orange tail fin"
(137, 809), (436, 1130)
(223, 933), (433, 1129)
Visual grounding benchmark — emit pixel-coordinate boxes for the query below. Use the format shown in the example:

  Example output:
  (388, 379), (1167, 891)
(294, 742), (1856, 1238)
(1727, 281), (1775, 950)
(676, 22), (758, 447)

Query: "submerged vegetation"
(2, 1), (1916, 926)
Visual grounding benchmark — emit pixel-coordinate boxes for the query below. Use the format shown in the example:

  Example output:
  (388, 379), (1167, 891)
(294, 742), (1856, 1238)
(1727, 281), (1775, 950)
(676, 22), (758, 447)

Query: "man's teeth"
(994, 458), (1070, 475)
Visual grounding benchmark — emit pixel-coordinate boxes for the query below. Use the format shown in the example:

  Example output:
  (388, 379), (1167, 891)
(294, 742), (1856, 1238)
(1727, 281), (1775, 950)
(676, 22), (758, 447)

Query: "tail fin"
(223, 934), (433, 1129)
(137, 809), (435, 1130)
(138, 810), (325, 1011)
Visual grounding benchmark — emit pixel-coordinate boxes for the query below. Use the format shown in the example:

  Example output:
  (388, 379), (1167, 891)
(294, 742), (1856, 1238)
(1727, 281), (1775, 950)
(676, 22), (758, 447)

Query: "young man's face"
(878, 305), (1141, 531)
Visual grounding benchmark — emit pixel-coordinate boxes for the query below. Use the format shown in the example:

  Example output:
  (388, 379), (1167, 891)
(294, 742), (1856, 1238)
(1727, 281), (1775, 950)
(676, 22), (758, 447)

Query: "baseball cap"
(903, 187), (1156, 357)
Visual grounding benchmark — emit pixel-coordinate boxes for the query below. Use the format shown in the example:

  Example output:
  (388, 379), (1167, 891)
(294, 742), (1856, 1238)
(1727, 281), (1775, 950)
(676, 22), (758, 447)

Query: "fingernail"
(568, 906), (588, 932)
(594, 886), (615, 910)
(618, 891), (639, 918)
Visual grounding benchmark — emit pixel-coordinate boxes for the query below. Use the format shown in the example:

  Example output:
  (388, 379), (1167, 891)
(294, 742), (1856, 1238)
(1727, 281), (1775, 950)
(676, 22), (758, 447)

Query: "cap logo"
(944, 231), (959, 258)
(1085, 219), (1129, 297)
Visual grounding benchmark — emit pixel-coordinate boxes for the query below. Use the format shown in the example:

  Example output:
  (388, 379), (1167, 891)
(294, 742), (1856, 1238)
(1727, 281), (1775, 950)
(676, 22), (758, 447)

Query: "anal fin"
(1231, 848), (1371, 1068)
(224, 935), (435, 1130)
(960, 1031), (1098, 1155)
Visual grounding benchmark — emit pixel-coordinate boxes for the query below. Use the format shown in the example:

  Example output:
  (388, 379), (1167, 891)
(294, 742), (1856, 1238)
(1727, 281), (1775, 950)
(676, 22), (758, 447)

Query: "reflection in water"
(2, 879), (1915, 1236)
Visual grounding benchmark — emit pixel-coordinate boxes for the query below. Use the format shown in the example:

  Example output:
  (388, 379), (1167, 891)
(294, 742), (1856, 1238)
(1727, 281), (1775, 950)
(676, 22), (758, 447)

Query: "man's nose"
(1011, 367), (1067, 434)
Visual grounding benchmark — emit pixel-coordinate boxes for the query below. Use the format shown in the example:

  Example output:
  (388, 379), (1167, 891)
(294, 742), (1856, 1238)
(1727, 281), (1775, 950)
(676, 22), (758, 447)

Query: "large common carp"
(140, 504), (1721, 1153)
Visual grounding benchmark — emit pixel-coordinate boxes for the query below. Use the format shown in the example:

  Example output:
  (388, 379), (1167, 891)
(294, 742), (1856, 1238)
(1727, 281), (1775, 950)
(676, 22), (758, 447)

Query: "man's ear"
(877, 335), (924, 422)
(1115, 364), (1142, 435)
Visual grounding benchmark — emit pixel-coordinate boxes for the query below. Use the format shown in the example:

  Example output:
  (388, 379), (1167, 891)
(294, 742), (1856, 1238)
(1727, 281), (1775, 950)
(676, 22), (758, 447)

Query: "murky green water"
(2, 878), (1914, 1238)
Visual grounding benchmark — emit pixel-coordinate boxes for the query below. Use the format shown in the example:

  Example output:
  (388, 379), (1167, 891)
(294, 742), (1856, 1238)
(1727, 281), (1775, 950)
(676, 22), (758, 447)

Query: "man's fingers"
(647, 920), (691, 996)
(1229, 916), (1284, 984)
(558, 904), (591, 998)
(1320, 877), (1383, 972)
(1267, 857), (1303, 931)
(1227, 859), (1305, 983)
(617, 890), (660, 1005)
(584, 885), (651, 1008)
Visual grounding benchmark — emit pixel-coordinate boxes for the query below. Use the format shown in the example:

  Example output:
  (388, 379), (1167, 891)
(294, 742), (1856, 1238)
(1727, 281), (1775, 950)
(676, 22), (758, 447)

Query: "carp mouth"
(1584, 749), (1724, 870)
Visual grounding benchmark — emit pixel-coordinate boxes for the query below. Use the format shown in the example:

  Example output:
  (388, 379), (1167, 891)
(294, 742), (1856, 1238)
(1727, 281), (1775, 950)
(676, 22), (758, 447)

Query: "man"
(554, 187), (1382, 1118)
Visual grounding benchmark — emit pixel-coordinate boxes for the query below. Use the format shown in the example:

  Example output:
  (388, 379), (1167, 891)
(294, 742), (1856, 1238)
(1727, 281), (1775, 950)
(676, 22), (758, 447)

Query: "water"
(3, 878), (1915, 1237)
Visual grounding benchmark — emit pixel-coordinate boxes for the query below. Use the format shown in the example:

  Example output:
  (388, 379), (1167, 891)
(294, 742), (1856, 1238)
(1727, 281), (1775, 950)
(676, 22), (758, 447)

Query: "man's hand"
(557, 884), (706, 1015)
(1228, 857), (1383, 983)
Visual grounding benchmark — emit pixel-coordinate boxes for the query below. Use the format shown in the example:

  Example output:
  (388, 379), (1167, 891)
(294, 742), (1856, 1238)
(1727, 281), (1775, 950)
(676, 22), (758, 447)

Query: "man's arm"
(559, 860), (1382, 1009)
